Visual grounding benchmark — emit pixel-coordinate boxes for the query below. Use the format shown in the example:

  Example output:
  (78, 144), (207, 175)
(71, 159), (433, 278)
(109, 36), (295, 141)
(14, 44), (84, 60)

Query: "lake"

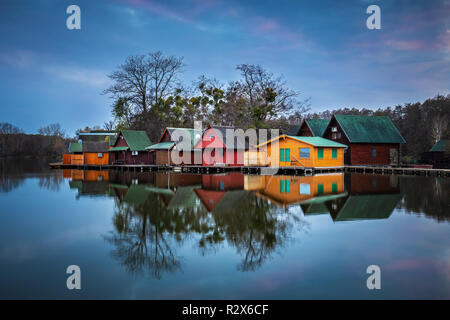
(0, 158), (449, 299)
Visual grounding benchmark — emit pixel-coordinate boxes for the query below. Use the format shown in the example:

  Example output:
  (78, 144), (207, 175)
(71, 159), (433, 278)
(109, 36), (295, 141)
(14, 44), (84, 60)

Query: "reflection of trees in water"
(0, 157), (61, 193)
(400, 176), (450, 222)
(210, 195), (306, 271)
(38, 174), (64, 191)
(0, 176), (25, 193)
(106, 189), (307, 278)
(104, 192), (214, 279)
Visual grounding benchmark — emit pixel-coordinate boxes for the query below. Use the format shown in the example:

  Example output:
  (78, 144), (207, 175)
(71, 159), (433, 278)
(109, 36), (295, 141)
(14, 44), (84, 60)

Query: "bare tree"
(38, 123), (65, 138)
(430, 115), (448, 144)
(231, 64), (309, 128)
(104, 51), (185, 119)
(0, 123), (23, 134)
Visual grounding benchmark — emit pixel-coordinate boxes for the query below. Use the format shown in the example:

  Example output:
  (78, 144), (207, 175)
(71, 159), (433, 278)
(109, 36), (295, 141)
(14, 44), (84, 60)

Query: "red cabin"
(193, 125), (250, 166)
(109, 130), (153, 165)
(322, 115), (406, 166)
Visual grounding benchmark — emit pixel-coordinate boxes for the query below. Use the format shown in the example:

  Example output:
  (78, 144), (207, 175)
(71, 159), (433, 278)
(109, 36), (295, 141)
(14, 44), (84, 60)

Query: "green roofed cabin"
(322, 115), (406, 166)
(146, 127), (203, 166)
(420, 140), (450, 169)
(297, 118), (330, 137)
(109, 130), (153, 165)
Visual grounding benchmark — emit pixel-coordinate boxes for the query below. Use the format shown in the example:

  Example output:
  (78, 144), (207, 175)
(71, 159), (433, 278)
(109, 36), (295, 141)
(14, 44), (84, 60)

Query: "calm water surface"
(0, 158), (449, 299)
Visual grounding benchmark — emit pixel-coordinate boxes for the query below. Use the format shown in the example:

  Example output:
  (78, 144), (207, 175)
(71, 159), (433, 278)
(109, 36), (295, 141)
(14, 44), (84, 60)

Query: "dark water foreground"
(0, 158), (449, 299)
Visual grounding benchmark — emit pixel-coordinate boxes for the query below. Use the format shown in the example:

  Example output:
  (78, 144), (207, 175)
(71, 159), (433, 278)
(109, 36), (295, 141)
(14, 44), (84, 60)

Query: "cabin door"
(390, 148), (398, 166)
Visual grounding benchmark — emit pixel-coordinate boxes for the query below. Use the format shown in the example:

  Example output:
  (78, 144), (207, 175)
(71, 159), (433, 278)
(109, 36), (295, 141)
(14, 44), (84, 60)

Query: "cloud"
(43, 65), (110, 88)
(0, 48), (109, 88)
(0, 49), (34, 68)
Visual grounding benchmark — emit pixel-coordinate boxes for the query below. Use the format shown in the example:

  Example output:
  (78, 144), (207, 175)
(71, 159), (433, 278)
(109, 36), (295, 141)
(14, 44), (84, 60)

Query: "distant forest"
(1, 51), (449, 161)
(0, 123), (69, 158)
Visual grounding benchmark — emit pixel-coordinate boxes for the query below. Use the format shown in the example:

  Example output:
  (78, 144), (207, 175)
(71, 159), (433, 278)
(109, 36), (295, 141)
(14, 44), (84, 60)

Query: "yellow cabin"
(256, 135), (347, 168)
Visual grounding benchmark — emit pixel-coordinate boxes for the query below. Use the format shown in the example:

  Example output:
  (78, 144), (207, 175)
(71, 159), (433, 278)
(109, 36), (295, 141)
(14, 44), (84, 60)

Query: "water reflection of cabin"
(329, 174), (402, 221)
(109, 130), (152, 165)
(194, 173), (245, 211)
(245, 173), (346, 208)
(146, 127), (202, 166)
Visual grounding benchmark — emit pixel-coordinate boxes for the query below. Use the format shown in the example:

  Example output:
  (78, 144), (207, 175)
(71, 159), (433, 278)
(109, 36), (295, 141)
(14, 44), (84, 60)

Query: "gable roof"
(302, 118), (330, 136)
(257, 135), (347, 148)
(161, 127), (203, 148)
(81, 141), (109, 153)
(120, 130), (152, 151)
(430, 140), (450, 152)
(68, 142), (82, 153)
(333, 115), (406, 143)
(195, 125), (252, 150)
(146, 142), (175, 150)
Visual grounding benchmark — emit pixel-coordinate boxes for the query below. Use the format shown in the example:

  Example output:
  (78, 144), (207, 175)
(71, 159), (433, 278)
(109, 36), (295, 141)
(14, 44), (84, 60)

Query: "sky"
(0, 0), (449, 136)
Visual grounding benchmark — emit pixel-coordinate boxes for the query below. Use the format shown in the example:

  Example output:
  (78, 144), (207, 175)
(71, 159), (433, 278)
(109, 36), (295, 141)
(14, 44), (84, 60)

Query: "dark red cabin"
(322, 115), (406, 166)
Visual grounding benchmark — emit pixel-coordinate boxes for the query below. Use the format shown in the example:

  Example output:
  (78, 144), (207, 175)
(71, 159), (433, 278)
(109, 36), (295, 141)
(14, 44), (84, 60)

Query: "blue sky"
(0, 0), (449, 136)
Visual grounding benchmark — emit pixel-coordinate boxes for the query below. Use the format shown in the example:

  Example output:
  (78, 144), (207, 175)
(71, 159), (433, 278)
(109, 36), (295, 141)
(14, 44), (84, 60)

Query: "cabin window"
(98, 153), (103, 158)
(332, 148), (337, 159)
(318, 183), (324, 194)
(332, 182), (337, 193)
(132, 151), (138, 156)
(300, 183), (310, 195)
(371, 148), (377, 158)
(318, 148), (324, 159)
(300, 148), (310, 158)
(280, 148), (290, 162)
(280, 180), (290, 193)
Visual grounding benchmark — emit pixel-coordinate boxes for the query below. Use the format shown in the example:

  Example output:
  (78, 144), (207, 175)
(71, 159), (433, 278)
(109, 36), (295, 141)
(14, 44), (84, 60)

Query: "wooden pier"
(49, 162), (450, 177)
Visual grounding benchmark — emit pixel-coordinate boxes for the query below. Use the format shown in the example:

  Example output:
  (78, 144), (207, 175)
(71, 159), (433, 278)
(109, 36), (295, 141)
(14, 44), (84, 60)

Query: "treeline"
(103, 52), (448, 160)
(0, 123), (69, 158)
(304, 94), (450, 160)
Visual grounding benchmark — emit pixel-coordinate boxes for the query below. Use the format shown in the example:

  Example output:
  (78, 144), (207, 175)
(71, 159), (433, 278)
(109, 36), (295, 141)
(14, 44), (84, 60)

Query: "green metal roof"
(334, 115), (406, 143)
(430, 140), (450, 152)
(68, 142), (82, 153)
(305, 118), (330, 136)
(109, 146), (129, 151)
(146, 142), (175, 150)
(333, 193), (402, 222)
(121, 130), (152, 151)
(288, 136), (347, 148)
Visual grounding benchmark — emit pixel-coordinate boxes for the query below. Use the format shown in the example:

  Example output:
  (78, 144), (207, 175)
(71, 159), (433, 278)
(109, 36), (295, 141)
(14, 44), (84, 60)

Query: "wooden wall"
(84, 152), (109, 165)
(350, 143), (400, 165)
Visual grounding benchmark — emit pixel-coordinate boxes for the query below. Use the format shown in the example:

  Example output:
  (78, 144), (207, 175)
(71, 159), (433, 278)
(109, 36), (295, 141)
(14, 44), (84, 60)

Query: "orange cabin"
(256, 135), (347, 168)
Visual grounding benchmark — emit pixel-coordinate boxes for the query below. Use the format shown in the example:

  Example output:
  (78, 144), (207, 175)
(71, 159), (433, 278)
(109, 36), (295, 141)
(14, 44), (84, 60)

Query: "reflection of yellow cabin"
(245, 173), (345, 207)
(255, 135), (346, 168)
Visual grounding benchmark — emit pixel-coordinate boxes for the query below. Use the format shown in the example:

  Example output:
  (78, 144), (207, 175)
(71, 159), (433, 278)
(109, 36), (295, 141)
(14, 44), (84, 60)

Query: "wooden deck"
(49, 162), (450, 177)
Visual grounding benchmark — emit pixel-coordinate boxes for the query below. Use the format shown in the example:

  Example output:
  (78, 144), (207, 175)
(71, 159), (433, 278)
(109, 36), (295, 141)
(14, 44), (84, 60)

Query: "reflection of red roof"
(201, 173), (244, 190)
(194, 189), (226, 212)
